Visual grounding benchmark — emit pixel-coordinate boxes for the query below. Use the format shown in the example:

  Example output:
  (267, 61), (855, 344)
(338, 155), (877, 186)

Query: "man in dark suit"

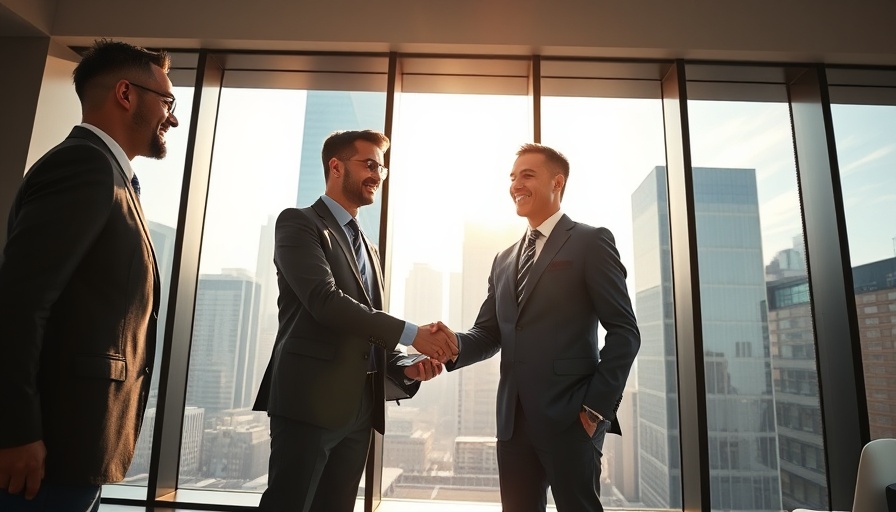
(253, 129), (457, 512)
(0, 40), (178, 511)
(435, 143), (641, 511)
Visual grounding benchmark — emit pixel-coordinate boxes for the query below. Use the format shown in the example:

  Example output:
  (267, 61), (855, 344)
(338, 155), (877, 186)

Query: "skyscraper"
(456, 222), (520, 438)
(187, 270), (261, 412)
(295, 91), (387, 238)
(633, 166), (782, 510)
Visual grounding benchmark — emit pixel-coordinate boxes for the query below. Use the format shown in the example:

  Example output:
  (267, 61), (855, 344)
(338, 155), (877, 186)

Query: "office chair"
(793, 438), (896, 512)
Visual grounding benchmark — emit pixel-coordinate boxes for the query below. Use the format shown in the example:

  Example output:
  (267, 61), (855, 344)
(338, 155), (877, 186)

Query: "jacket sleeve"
(384, 351), (422, 401)
(447, 254), (502, 372)
(582, 227), (641, 420)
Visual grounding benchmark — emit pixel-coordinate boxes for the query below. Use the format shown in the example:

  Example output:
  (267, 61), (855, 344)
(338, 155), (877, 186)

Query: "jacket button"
(362, 352), (369, 360)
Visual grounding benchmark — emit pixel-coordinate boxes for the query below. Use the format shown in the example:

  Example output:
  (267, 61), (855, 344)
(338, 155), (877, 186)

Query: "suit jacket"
(253, 198), (419, 433)
(0, 126), (159, 484)
(448, 214), (640, 442)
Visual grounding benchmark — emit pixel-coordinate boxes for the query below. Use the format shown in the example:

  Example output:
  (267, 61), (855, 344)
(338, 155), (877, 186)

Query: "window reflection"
(688, 98), (827, 510)
(831, 102), (896, 442)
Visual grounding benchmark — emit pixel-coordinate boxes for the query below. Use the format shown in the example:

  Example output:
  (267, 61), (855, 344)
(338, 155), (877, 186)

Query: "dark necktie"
(347, 219), (370, 295)
(347, 219), (377, 372)
(517, 229), (542, 303)
(131, 173), (141, 198)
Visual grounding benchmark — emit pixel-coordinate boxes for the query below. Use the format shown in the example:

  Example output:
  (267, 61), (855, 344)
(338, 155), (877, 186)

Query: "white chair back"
(852, 438), (896, 512)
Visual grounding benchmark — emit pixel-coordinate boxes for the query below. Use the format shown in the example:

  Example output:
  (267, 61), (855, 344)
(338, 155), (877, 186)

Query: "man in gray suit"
(435, 143), (640, 512)
(0, 40), (177, 511)
(253, 129), (457, 512)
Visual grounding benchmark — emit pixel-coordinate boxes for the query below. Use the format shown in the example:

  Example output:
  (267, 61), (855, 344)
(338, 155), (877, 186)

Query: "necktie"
(517, 229), (542, 303)
(347, 219), (377, 372)
(347, 219), (370, 295)
(131, 173), (141, 198)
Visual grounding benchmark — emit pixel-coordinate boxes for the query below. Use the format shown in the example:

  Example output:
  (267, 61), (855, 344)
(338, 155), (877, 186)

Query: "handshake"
(411, 321), (458, 363)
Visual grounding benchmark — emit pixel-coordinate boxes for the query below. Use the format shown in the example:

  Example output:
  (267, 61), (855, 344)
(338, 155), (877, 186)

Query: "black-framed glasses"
(346, 158), (389, 179)
(128, 81), (177, 116)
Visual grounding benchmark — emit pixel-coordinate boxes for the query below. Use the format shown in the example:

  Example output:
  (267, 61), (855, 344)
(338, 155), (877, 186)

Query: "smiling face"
(131, 64), (179, 160)
(509, 152), (565, 227)
(328, 139), (385, 215)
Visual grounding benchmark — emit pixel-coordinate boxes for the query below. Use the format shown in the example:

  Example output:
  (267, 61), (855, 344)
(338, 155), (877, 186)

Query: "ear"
(328, 157), (342, 178)
(114, 80), (134, 111)
(553, 173), (565, 191)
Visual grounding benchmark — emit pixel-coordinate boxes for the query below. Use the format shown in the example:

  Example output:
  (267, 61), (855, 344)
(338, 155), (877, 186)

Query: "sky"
(133, 87), (896, 296)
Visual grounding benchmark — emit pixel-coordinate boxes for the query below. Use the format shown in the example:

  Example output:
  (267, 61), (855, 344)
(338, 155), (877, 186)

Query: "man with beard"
(253, 130), (457, 512)
(0, 39), (177, 511)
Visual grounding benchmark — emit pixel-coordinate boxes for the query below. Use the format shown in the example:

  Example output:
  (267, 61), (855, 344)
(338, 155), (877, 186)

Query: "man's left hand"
(403, 357), (443, 381)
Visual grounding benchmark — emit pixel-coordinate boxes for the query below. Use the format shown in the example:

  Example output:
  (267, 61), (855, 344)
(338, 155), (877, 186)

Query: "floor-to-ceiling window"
(829, 69), (896, 443)
(173, 55), (388, 507)
(382, 56), (531, 505)
(43, 51), (891, 512)
(686, 67), (827, 510)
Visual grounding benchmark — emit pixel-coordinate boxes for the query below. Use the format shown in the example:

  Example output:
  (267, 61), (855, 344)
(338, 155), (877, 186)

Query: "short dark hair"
(72, 39), (170, 102)
(517, 143), (570, 198)
(321, 130), (390, 182)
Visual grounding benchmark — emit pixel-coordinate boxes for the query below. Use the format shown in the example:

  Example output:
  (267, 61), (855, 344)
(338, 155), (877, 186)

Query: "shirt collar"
(79, 123), (134, 180)
(321, 194), (355, 228)
(530, 209), (563, 239)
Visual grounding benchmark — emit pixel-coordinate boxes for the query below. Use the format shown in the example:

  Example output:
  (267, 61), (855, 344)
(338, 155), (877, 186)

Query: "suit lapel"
(364, 234), (385, 309)
(518, 214), (574, 310)
(311, 199), (372, 305)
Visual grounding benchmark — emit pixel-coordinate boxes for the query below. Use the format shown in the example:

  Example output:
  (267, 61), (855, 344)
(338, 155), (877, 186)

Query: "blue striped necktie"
(347, 218), (377, 372)
(517, 229), (542, 303)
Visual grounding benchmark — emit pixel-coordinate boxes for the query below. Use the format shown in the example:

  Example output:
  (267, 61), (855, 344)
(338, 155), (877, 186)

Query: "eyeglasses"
(128, 81), (177, 116)
(346, 158), (389, 179)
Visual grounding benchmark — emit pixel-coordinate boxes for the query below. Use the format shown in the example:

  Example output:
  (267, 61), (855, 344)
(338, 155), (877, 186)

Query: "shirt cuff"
(398, 322), (418, 346)
(583, 405), (605, 423)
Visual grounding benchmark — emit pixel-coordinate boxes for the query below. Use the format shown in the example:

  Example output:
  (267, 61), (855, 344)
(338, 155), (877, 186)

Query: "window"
(687, 67), (827, 510)
(383, 56), (531, 505)
(540, 60), (669, 505)
(831, 79), (896, 440)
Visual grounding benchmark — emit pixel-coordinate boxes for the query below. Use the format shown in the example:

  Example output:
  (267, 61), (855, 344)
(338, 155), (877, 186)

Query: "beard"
(342, 165), (377, 207)
(133, 104), (167, 160)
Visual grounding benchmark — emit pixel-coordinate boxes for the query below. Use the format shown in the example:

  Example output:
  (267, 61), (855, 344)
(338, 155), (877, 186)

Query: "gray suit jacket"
(448, 214), (640, 442)
(0, 126), (159, 484)
(253, 198), (419, 433)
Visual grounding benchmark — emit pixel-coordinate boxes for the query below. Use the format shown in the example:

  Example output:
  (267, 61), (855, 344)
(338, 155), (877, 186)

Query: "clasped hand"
(411, 321), (458, 363)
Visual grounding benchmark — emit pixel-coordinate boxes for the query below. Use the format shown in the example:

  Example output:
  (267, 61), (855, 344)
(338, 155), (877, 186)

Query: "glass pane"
(119, 82), (194, 486)
(541, 95), (670, 508)
(831, 101), (896, 441)
(688, 93), (827, 510)
(179, 87), (386, 496)
(384, 93), (530, 504)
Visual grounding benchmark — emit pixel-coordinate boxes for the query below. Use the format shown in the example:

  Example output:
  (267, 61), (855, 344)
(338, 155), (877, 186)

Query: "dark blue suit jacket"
(448, 214), (640, 442)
